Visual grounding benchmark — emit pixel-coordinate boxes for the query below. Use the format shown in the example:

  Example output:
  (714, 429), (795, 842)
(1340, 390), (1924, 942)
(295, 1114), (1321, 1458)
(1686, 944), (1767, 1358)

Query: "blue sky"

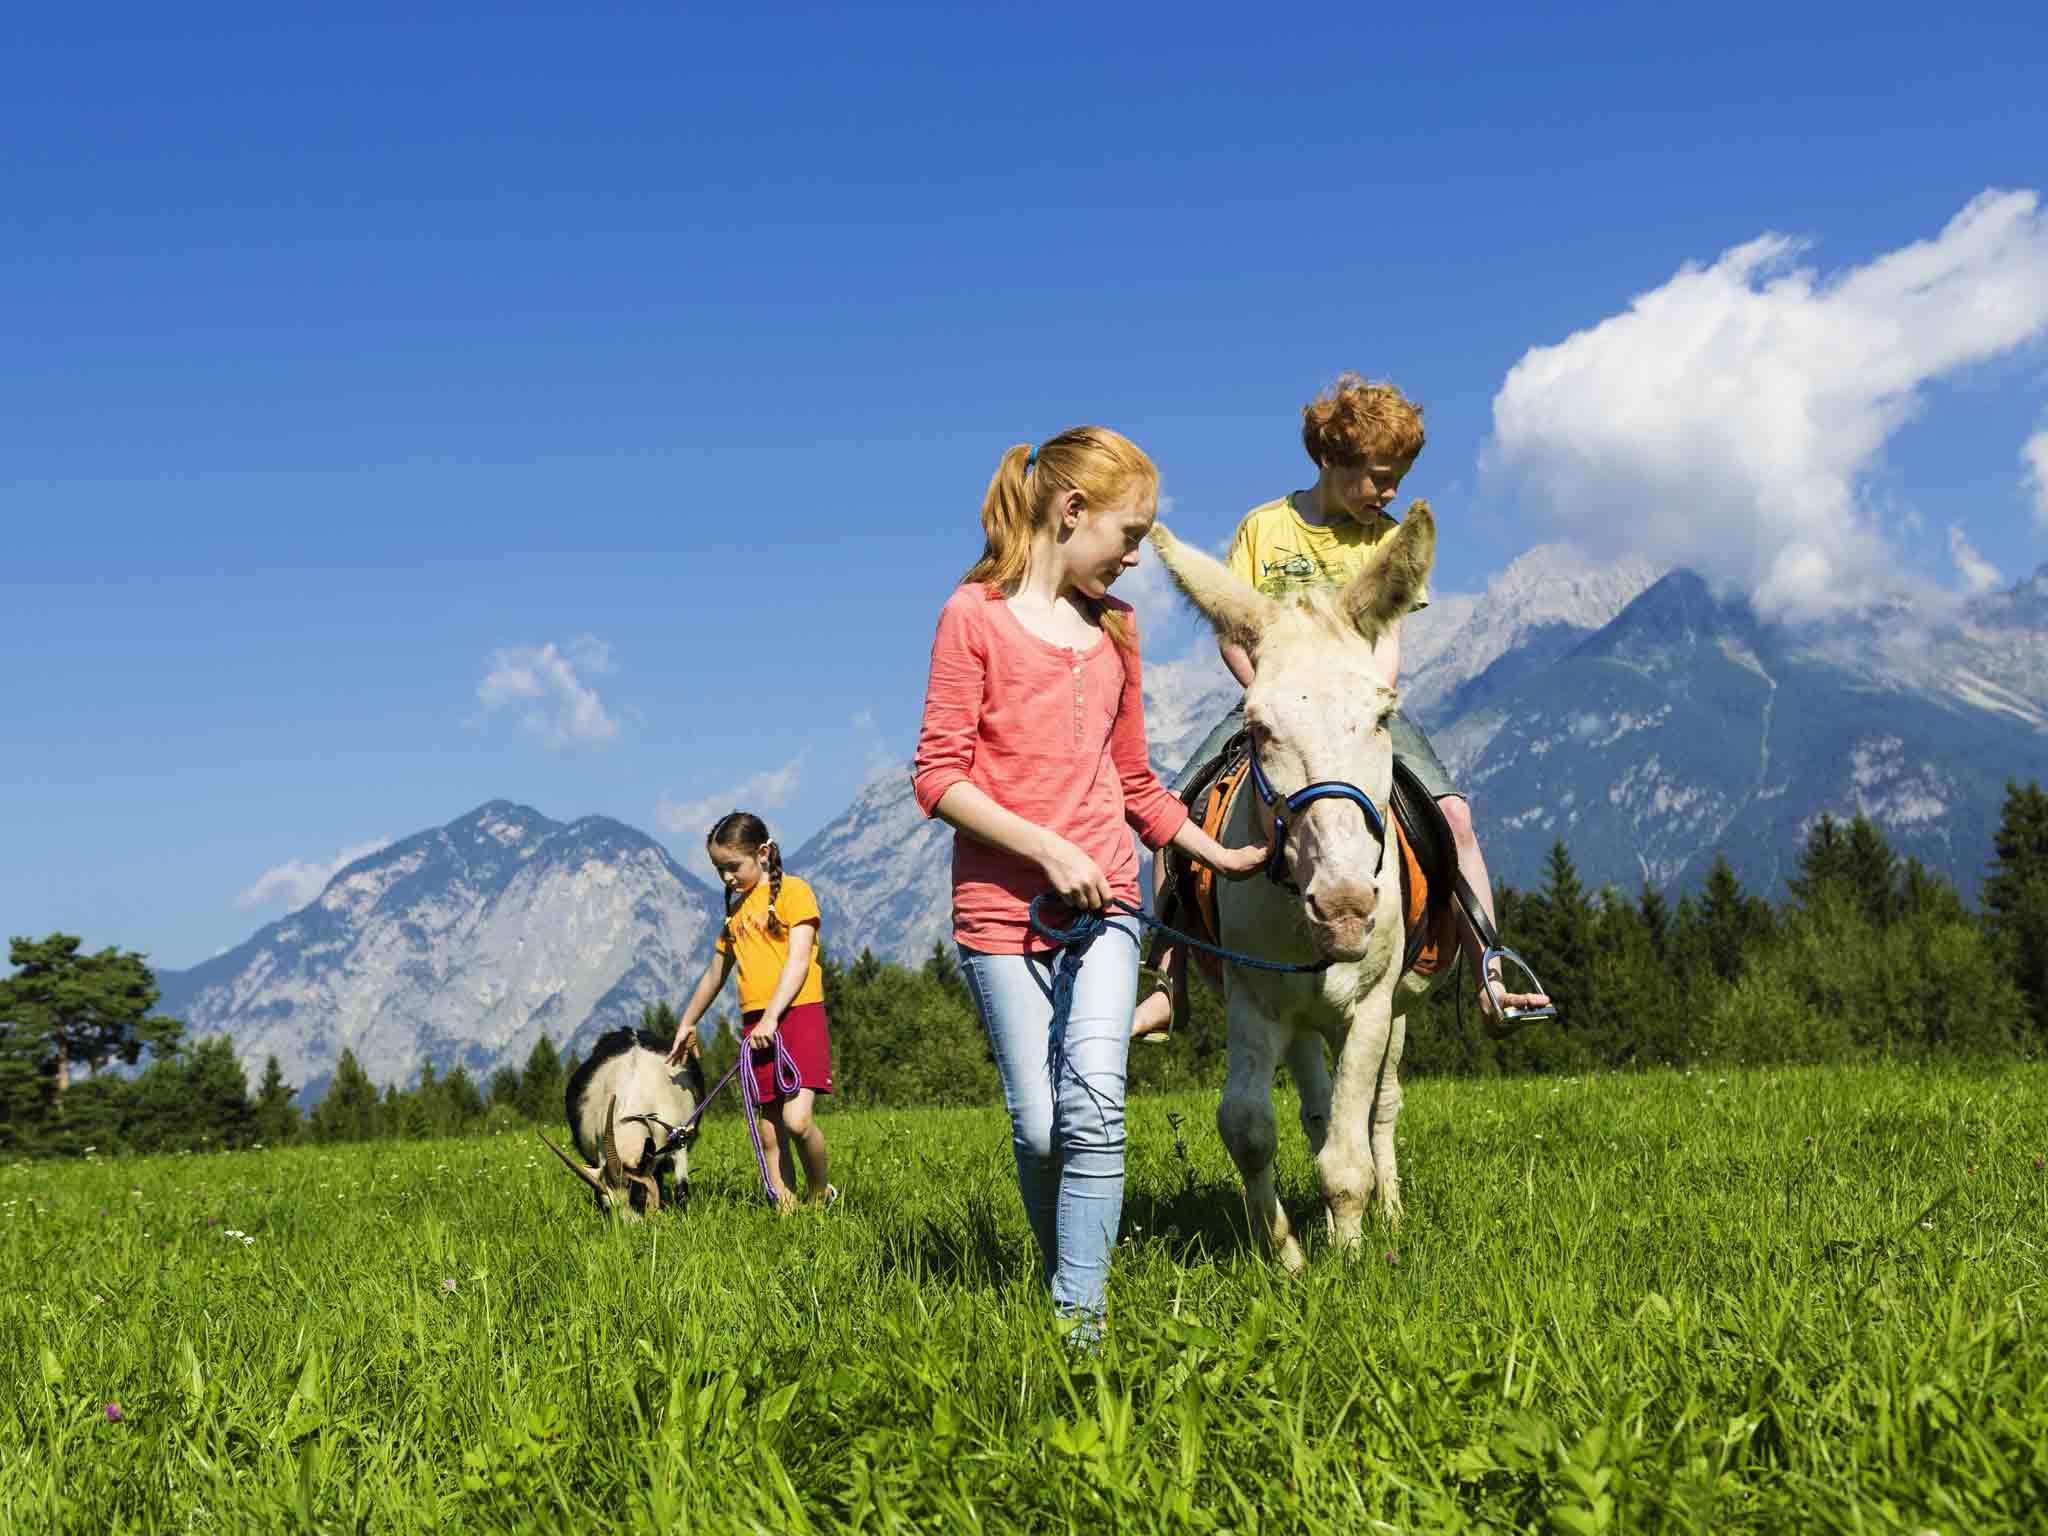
(6, 3), (2046, 970)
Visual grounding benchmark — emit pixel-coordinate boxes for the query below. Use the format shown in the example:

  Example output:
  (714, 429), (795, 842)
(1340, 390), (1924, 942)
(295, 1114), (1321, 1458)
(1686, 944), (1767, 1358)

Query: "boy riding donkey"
(1133, 374), (1552, 1042)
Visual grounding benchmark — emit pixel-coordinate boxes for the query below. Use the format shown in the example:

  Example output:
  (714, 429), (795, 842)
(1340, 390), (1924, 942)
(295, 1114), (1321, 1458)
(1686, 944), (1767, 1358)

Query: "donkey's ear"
(1339, 501), (1436, 642)
(1147, 522), (1278, 652)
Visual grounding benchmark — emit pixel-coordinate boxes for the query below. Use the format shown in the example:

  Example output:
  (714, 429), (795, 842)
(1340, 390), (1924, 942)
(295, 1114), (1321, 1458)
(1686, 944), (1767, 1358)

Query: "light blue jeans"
(957, 917), (1140, 1330)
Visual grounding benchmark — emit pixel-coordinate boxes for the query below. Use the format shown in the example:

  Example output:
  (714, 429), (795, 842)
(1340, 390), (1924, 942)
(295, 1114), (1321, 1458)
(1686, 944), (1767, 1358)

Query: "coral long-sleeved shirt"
(912, 584), (1189, 954)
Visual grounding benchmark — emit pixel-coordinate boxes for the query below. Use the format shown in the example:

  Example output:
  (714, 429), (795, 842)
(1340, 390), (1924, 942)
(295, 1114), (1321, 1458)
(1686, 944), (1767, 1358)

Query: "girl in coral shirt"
(912, 426), (1263, 1347)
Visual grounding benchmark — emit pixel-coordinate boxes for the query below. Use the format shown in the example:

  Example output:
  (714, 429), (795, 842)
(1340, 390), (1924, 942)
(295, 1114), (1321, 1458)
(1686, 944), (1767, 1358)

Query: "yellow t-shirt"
(1226, 493), (1430, 609)
(715, 873), (826, 1013)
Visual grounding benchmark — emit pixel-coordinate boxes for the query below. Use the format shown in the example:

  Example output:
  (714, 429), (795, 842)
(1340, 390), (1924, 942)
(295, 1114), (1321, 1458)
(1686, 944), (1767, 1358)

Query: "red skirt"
(740, 1000), (835, 1105)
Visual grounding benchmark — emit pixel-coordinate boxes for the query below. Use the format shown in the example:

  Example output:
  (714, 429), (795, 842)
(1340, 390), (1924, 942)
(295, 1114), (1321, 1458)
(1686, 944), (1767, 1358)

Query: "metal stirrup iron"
(1450, 871), (1559, 1035)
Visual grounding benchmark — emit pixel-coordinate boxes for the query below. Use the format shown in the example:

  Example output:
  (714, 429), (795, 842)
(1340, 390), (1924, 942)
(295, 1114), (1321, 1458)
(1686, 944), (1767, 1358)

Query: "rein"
(1246, 740), (1388, 891)
(657, 1032), (803, 1206)
(1028, 892), (1335, 982)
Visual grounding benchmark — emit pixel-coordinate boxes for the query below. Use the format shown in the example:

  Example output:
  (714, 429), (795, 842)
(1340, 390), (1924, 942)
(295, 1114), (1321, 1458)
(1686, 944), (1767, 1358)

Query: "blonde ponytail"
(962, 443), (1038, 596)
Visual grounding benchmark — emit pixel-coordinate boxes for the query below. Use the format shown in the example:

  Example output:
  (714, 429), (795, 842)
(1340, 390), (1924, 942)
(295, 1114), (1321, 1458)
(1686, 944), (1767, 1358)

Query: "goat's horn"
(601, 1096), (625, 1187)
(537, 1131), (608, 1203)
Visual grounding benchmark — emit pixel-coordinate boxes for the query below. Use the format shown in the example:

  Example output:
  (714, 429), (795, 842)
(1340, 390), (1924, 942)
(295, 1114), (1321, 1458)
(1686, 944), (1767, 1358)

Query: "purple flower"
(440, 1278), (458, 1293)
(1383, 1250), (1400, 1265)
(104, 1402), (124, 1423)
(2035, 1157), (2044, 1173)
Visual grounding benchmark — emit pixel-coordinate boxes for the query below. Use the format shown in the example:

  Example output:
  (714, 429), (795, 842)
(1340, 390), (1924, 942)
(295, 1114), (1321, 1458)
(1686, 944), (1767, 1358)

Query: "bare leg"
(773, 1089), (832, 1204)
(1132, 856), (1179, 1040)
(753, 1115), (798, 1211)
(1440, 796), (1548, 1016)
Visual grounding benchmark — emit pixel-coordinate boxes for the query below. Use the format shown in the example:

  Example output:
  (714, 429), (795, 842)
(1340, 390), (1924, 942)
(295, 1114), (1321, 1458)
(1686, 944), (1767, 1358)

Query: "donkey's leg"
(1368, 1012), (1409, 1225)
(1218, 994), (1303, 1272)
(1283, 1029), (1334, 1158)
(1316, 1003), (1394, 1254)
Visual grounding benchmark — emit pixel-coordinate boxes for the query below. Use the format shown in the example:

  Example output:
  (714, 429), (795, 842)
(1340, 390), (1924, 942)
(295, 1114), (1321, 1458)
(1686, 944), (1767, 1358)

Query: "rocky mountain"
(793, 766), (957, 969)
(156, 802), (723, 1099)
(1399, 545), (1665, 726)
(1438, 571), (2048, 899)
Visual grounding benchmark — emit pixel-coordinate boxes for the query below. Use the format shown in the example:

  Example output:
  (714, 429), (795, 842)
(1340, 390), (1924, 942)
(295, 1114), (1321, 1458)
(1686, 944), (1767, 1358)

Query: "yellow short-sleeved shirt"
(715, 873), (826, 1013)
(1226, 493), (1430, 609)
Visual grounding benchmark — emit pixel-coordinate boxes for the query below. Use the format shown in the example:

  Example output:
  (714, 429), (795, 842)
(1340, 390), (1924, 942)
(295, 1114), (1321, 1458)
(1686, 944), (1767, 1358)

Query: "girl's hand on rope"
(750, 1014), (782, 1049)
(1208, 839), (1272, 882)
(1036, 831), (1113, 912)
(665, 1025), (699, 1069)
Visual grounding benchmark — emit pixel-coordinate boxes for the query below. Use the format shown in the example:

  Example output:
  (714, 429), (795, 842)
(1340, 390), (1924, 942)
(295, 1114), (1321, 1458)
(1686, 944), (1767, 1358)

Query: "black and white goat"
(539, 1029), (706, 1219)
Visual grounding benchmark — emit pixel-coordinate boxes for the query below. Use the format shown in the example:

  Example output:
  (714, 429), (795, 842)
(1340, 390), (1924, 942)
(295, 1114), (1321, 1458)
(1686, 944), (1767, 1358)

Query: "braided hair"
(707, 811), (786, 942)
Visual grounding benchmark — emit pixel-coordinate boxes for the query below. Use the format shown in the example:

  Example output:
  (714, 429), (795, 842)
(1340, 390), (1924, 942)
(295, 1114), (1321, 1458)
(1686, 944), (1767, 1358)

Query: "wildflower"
(242, 1235), (255, 1246)
(441, 1277), (458, 1293)
(104, 1402), (124, 1423)
(1383, 1250), (1399, 1265)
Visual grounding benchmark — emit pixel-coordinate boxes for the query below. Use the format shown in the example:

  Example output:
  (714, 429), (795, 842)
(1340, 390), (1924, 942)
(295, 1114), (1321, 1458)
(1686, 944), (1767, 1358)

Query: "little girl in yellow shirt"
(667, 811), (836, 1209)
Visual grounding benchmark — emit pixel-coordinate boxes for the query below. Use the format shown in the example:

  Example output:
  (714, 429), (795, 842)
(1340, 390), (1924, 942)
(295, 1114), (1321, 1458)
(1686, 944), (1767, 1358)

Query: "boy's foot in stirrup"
(1479, 970), (1549, 1028)
(1131, 979), (1174, 1043)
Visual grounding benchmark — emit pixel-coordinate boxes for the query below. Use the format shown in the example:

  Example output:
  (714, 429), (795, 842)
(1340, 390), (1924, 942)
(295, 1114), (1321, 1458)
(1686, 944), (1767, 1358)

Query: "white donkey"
(1150, 506), (1439, 1271)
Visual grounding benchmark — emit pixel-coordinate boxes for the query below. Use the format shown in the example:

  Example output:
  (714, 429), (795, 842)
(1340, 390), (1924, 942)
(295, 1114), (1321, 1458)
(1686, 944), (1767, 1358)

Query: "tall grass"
(4, 1063), (2045, 1532)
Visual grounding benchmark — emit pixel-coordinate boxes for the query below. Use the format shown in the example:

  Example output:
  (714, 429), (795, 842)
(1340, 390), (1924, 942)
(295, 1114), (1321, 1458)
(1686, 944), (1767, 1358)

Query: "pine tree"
(442, 1064), (483, 1127)
(1638, 884), (1671, 960)
(310, 1049), (380, 1142)
(920, 940), (968, 1001)
(0, 934), (184, 1100)
(1695, 856), (1772, 983)
(181, 1038), (257, 1149)
(253, 1056), (302, 1145)
(518, 1034), (565, 1123)
(486, 1067), (521, 1110)
(1984, 779), (2048, 1041)
(1787, 814), (1851, 909)
(1841, 816), (1900, 927)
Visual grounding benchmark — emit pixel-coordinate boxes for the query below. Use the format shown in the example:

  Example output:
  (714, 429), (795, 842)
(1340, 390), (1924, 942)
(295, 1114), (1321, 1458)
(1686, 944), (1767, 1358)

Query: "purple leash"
(660, 1030), (803, 1206)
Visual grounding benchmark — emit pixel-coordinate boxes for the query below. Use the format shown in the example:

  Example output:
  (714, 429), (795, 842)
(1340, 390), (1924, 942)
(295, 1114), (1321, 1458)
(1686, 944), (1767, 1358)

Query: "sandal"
(1131, 978), (1174, 1044)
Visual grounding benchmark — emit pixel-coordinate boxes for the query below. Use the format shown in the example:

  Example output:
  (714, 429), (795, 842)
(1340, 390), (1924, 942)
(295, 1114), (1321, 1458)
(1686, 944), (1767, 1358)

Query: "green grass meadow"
(5, 1063), (2047, 1533)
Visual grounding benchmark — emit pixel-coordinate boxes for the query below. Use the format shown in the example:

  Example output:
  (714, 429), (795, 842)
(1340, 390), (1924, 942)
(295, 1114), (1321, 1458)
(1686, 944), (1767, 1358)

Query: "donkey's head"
(1150, 503), (1435, 960)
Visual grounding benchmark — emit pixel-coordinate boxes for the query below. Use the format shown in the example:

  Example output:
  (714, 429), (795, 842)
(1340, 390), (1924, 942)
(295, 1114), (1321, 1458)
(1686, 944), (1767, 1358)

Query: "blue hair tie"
(1024, 445), (1038, 472)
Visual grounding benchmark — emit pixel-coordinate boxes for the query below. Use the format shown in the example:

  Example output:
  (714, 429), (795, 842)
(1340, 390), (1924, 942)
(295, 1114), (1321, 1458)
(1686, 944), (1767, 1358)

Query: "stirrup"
(1479, 945), (1559, 1038)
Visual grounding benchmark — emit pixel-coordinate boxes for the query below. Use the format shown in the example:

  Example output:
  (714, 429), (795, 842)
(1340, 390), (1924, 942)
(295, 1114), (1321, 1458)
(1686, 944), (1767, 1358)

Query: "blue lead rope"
(1027, 892), (1333, 982)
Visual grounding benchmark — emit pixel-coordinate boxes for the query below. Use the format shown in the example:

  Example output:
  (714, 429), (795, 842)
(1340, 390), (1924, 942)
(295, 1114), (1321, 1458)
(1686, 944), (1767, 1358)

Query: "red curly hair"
(1301, 374), (1425, 467)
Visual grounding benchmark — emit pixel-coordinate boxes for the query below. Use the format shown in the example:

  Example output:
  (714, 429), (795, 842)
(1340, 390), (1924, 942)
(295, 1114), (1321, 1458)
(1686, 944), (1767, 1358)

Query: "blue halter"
(1246, 740), (1389, 892)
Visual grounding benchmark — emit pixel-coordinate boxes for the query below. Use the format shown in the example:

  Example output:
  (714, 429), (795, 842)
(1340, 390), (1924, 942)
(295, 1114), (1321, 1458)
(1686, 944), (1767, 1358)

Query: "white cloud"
(236, 837), (390, 911)
(2025, 428), (2048, 528)
(850, 708), (876, 731)
(1948, 524), (2002, 595)
(1487, 189), (2048, 620)
(477, 635), (618, 749)
(656, 756), (803, 838)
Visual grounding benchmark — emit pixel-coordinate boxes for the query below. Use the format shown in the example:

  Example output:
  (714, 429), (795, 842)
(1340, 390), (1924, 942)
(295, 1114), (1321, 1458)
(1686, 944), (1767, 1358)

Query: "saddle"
(1156, 734), (1459, 983)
